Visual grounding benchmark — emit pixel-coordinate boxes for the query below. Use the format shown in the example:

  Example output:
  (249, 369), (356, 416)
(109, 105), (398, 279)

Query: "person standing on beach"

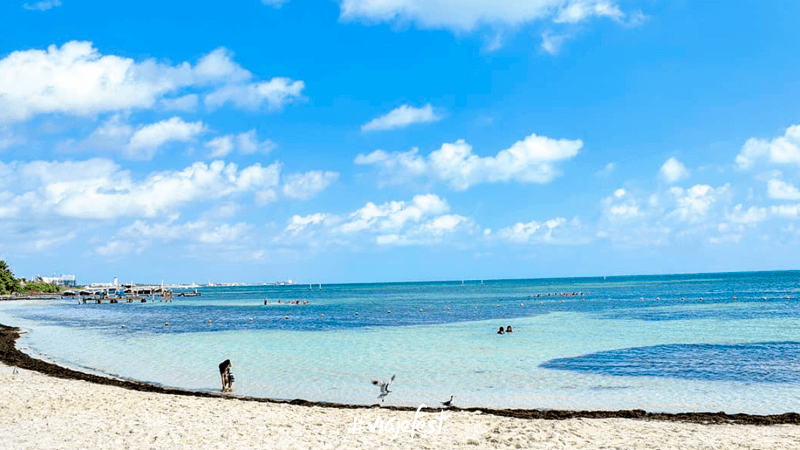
(219, 359), (233, 392)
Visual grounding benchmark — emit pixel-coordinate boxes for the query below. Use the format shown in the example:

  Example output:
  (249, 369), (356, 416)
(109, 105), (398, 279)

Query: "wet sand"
(2, 324), (800, 449)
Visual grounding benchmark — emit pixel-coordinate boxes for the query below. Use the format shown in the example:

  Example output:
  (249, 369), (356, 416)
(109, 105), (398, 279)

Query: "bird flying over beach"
(371, 374), (395, 402)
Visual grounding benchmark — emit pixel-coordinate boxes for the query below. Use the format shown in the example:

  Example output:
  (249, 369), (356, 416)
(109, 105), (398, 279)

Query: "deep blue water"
(541, 341), (800, 384)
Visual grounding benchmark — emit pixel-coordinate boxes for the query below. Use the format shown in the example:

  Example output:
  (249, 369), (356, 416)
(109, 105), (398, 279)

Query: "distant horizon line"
(82, 268), (800, 288)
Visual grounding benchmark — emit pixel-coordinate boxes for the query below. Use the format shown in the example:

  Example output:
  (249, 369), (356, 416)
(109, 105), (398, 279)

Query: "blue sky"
(1, 0), (800, 284)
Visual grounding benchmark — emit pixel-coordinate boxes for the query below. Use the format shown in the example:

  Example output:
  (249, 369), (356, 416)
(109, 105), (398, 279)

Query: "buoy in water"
(164, 322), (169, 326)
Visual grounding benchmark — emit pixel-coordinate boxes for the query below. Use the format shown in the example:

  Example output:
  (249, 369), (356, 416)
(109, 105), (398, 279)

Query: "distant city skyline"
(1, 1), (800, 284)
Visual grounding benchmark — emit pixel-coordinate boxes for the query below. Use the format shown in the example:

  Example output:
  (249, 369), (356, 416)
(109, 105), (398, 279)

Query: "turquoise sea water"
(2, 271), (800, 414)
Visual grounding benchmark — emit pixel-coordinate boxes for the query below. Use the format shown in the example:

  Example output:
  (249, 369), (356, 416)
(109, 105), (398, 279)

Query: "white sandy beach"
(1, 362), (799, 449)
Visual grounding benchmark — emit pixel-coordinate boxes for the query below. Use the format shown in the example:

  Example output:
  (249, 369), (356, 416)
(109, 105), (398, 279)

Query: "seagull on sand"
(441, 395), (454, 407)
(371, 374), (395, 402)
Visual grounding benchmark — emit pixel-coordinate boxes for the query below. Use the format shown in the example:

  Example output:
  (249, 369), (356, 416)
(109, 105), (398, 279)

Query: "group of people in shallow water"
(263, 298), (309, 305)
(533, 292), (584, 298)
(497, 326), (513, 334)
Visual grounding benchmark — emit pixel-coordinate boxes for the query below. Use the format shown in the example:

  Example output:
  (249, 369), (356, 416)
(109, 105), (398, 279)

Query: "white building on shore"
(38, 274), (77, 287)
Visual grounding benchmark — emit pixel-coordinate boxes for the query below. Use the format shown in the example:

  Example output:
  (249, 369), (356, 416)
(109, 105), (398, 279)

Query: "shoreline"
(2, 323), (799, 426)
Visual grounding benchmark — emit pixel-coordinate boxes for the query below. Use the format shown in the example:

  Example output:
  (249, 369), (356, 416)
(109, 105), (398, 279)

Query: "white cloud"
(767, 179), (800, 200)
(609, 203), (640, 218)
(415, 214), (468, 237)
(553, 1), (624, 24)
(94, 240), (138, 257)
(376, 213), (470, 246)
(668, 184), (729, 223)
(282, 171), (339, 200)
(285, 213), (334, 237)
(596, 162), (615, 177)
(0, 159), (281, 220)
(205, 129), (276, 158)
(659, 157), (689, 184)
(71, 117), (275, 161)
(127, 117), (206, 160)
(0, 41), (304, 123)
(22, 0), (61, 11)
(281, 194), (472, 246)
(736, 124), (800, 169)
(496, 217), (567, 243)
(726, 204), (768, 226)
(197, 222), (251, 244)
(355, 132), (582, 190)
(119, 218), (251, 245)
(597, 183), (738, 246)
(0, 126), (25, 150)
(236, 130), (277, 155)
(205, 135), (235, 159)
(339, 0), (631, 32)
(30, 231), (76, 252)
(58, 114), (134, 154)
(192, 48), (252, 84)
(339, 0), (642, 51)
(541, 30), (570, 55)
(160, 94), (199, 112)
(255, 189), (279, 206)
(337, 194), (450, 234)
(708, 234), (742, 245)
(771, 204), (800, 219)
(361, 104), (442, 132)
(602, 188), (642, 221)
(204, 77), (305, 111)
(261, 0), (288, 7)
(94, 216), (253, 256)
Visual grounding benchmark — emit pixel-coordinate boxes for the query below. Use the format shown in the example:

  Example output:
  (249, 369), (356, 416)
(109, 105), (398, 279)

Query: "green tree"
(0, 260), (22, 294)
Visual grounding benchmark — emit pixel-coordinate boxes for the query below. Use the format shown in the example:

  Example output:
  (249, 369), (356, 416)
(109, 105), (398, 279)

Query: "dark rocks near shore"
(2, 323), (799, 426)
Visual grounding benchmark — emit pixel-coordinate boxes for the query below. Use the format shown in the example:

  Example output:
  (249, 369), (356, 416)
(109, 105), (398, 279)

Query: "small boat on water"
(178, 289), (202, 297)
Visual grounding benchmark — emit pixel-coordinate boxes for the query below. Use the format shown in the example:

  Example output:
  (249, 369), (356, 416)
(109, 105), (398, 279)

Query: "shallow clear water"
(2, 271), (800, 414)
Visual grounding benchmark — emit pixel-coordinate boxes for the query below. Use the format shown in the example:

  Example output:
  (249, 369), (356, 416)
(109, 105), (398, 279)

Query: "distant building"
(38, 274), (77, 287)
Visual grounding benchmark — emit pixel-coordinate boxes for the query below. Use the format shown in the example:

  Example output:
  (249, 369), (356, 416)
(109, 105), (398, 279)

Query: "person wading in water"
(219, 359), (234, 392)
